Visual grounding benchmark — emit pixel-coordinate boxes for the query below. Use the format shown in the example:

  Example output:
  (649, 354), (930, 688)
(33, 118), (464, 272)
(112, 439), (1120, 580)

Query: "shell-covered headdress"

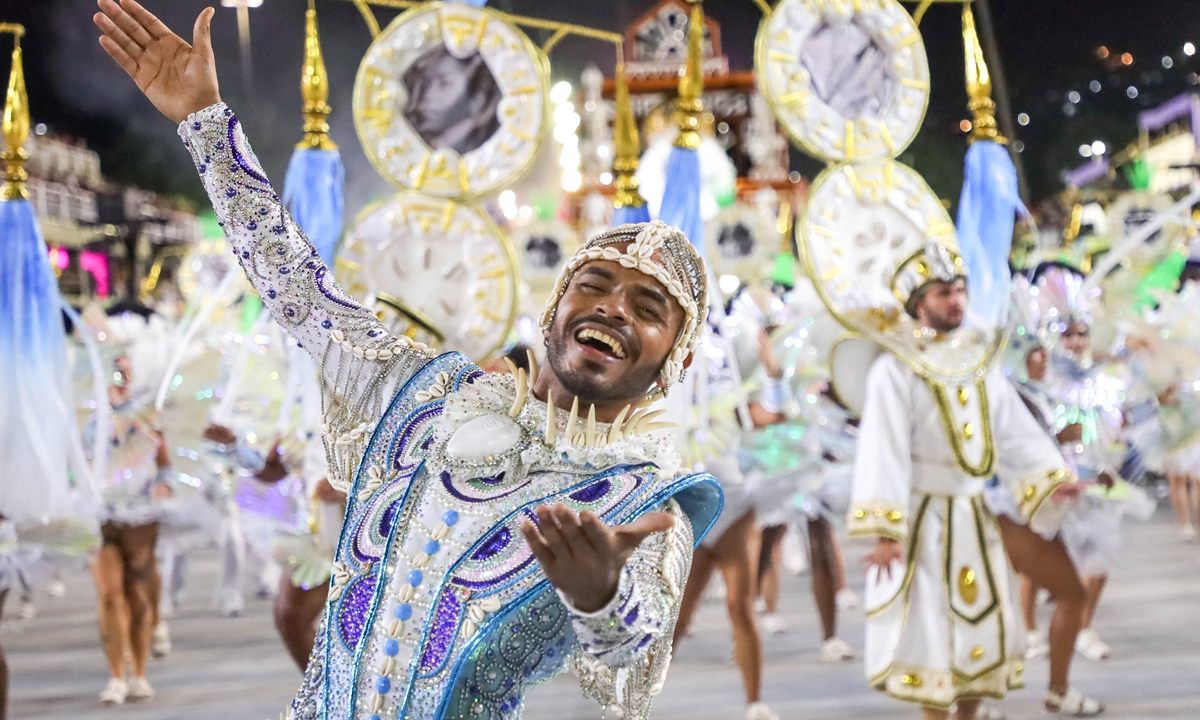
(891, 241), (969, 317)
(538, 220), (709, 388)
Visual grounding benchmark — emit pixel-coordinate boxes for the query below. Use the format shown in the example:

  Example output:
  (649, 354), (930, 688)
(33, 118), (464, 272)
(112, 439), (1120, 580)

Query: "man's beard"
(544, 321), (662, 404)
(926, 309), (963, 334)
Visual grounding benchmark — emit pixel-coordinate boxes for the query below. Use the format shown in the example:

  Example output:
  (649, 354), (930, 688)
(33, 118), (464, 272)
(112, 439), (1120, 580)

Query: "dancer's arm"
(563, 501), (693, 667)
(992, 374), (1079, 536)
(521, 501), (692, 667)
(95, 0), (434, 488)
(848, 355), (913, 544)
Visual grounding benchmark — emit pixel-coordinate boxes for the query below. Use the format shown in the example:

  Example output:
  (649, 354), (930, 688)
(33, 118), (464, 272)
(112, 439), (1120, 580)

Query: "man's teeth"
(576, 328), (626, 358)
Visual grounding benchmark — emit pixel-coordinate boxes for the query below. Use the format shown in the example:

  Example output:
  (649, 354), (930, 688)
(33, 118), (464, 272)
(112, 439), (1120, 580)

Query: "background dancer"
(852, 248), (1084, 720)
(988, 335), (1102, 716)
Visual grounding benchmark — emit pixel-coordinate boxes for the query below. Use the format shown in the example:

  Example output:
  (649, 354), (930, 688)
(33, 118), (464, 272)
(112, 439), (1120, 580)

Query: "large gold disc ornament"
(510, 218), (581, 319)
(335, 194), (519, 362)
(799, 162), (1002, 382)
(756, 0), (930, 163)
(353, 2), (549, 198)
(705, 204), (785, 288)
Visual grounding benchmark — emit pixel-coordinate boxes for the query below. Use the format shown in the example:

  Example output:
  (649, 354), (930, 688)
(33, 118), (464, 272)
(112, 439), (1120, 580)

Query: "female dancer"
(90, 318), (176, 705)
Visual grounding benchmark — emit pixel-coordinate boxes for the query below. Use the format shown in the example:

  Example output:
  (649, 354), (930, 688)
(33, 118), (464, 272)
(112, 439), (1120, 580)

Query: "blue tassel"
(955, 140), (1026, 328)
(657, 146), (704, 255)
(0, 199), (82, 519)
(283, 147), (345, 265)
(612, 203), (650, 226)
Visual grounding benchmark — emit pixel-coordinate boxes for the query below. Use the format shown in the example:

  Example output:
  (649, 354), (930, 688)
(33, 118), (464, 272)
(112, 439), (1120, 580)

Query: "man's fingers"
(520, 520), (555, 565)
(613, 511), (675, 550)
(94, 11), (143, 58)
(533, 505), (569, 556)
(578, 511), (611, 550)
(98, 0), (152, 50)
(98, 35), (138, 77)
(551, 504), (596, 555)
(120, 0), (174, 40)
(193, 7), (215, 58)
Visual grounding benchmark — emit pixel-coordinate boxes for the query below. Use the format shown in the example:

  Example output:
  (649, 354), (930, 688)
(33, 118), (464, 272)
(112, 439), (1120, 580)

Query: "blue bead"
(383, 639), (400, 657)
(375, 676), (391, 694)
(424, 539), (440, 555)
(407, 569), (423, 587)
(367, 716), (381, 720)
(394, 603), (412, 621)
(442, 510), (459, 526)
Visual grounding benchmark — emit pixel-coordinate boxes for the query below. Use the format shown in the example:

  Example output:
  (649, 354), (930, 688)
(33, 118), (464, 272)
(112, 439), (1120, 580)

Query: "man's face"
(915, 278), (967, 333)
(544, 252), (687, 403)
(1026, 346), (1048, 381)
(1061, 322), (1091, 357)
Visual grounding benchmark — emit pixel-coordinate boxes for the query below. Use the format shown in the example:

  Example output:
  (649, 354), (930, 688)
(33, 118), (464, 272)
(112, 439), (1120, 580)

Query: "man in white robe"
(850, 246), (1081, 720)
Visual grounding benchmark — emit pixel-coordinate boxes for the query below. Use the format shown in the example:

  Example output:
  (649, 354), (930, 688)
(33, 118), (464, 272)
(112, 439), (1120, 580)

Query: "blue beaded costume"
(179, 104), (721, 720)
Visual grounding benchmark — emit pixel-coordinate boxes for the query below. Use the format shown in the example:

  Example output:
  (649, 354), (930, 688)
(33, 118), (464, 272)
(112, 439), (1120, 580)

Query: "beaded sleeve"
(177, 104), (433, 491)
(565, 498), (692, 668)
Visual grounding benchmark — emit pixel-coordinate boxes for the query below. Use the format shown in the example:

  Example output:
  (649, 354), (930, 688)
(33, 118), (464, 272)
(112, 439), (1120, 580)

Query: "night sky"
(8, 0), (1200, 217)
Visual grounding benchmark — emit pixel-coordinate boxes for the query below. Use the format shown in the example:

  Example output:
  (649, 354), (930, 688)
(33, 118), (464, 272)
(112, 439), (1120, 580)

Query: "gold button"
(886, 510), (903, 523)
(958, 567), (978, 604)
(957, 387), (969, 406)
(901, 674), (923, 687)
(970, 646), (985, 660)
(854, 509), (867, 519)
(962, 422), (975, 440)
(1024, 486), (1036, 500)
(1015, 662), (1024, 674)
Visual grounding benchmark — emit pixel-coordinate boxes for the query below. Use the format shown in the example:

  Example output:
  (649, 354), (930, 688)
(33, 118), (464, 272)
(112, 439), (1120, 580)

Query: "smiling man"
(94, 2), (720, 718)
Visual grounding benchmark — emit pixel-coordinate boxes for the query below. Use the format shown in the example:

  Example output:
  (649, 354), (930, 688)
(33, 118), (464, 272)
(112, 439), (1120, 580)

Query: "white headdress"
(538, 220), (709, 388)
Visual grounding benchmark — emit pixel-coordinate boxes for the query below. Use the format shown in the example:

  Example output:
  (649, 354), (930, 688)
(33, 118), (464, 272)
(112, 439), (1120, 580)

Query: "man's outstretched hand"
(520, 504), (674, 613)
(94, 0), (221, 124)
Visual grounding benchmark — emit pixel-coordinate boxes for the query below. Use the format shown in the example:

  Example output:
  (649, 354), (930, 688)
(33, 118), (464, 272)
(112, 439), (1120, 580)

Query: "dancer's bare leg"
(1080, 575), (1107, 630)
(274, 571), (331, 671)
(92, 533), (131, 680)
(757, 524), (786, 615)
(1020, 575), (1040, 632)
(713, 512), (764, 704)
(673, 544), (716, 643)
(997, 516), (1086, 695)
(807, 518), (838, 641)
(1168, 473), (1195, 529)
(828, 529), (850, 593)
(121, 523), (161, 680)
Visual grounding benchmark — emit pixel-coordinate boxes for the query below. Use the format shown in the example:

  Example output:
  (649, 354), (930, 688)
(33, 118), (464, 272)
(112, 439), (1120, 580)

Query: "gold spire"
(612, 62), (646, 210)
(674, 0), (704, 150)
(297, 1), (336, 150)
(1, 25), (29, 201)
(962, 4), (1004, 144)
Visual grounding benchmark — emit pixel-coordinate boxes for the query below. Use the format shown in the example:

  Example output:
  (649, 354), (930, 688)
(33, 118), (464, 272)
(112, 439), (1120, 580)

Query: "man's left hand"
(520, 503), (674, 613)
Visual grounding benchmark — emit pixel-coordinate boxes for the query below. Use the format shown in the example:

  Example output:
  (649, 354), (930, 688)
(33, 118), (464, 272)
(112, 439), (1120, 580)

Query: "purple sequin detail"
(418, 591), (463, 675)
(226, 117), (271, 185)
(624, 605), (639, 626)
(470, 526), (511, 562)
(451, 554), (535, 590)
(379, 499), (400, 538)
(440, 471), (531, 503)
(569, 479), (611, 504)
(636, 634), (653, 651)
(390, 406), (440, 473)
(480, 472), (506, 486)
(313, 266), (360, 310)
(338, 574), (377, 650)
